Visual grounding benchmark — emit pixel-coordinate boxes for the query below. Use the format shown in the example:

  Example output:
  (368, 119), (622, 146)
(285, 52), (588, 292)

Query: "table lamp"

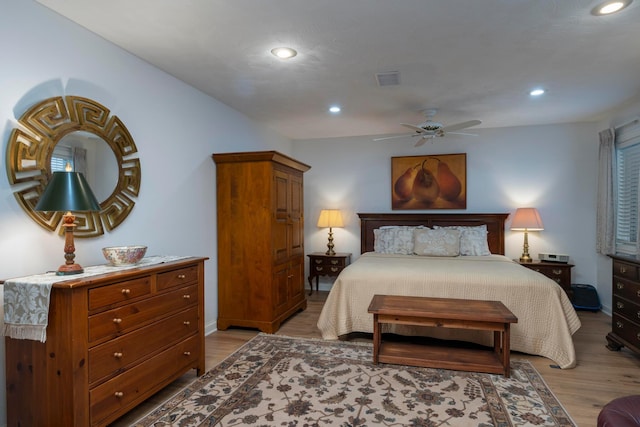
(317, 209), (344, 256)
(510, 207), (544, 263)
(35, 165), (101, 275)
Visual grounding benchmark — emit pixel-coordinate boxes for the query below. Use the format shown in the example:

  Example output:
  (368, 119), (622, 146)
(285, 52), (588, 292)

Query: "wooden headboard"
(358, 213), (509, 255)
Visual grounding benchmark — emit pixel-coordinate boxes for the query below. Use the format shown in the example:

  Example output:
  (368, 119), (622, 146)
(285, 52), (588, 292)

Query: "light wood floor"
(112, 292), (640, 427)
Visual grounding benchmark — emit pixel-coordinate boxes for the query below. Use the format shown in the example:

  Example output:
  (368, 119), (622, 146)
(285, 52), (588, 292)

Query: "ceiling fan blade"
(373, 134), (413, 141)
(414, 136), (433, 147)
(446, 131), (478, 136)
(401, 123), (430, 134)
(441, 120), (482, 133)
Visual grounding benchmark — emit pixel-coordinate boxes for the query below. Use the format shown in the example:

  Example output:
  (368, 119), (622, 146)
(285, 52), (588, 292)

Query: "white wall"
(0, 1), (291, 424)
(293, 122), (602, 302)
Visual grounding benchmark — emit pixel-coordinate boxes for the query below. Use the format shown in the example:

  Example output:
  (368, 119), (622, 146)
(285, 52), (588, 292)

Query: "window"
(51, 144), (74, 172)
(615, 120), (640, 255)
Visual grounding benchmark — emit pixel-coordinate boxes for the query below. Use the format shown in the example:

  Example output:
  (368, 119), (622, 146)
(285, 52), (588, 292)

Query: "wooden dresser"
(607, 255), (640, 356)
(5, 257), (207, 427)
(213, 151), (310, 333)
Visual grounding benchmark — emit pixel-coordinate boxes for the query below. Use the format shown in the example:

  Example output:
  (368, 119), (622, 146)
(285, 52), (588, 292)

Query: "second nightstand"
(517, 260), (574, 299)
(307, 252), (351, 295)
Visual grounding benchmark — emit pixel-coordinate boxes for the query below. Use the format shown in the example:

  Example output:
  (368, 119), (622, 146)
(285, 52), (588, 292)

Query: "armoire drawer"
(157, 265), (199, 291)
(88, 284), (198, 344)
(89, 306), (199, 384)
(89, 277), (152, 311)
(90, 334), (200, 426)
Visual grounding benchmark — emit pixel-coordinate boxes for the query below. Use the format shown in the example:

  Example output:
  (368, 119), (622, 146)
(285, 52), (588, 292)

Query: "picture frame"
(391, 153), (466, 210)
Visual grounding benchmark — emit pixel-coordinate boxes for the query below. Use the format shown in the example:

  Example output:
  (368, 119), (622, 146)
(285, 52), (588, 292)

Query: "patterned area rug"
(133, 335), (575, 426)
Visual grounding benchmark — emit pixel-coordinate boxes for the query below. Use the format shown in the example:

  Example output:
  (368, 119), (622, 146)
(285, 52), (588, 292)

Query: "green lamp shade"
(34, 172), (101, 212)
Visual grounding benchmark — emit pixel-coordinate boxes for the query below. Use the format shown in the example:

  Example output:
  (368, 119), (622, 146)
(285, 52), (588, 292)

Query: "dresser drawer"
(157, 265), (199, 291)
(90, 334), (200, 426)
(611, 313), (640, 349)
(89, 284), (198, 344)
(613, 295), (640, 323)
(613, 260), (639, 281)
(89, 306), (199, 384)
(89, 277), (151, 311)
(612, 276), (640, 304)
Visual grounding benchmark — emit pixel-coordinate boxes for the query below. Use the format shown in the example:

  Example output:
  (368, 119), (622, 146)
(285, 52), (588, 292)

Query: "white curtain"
(596, 128), (615, 255)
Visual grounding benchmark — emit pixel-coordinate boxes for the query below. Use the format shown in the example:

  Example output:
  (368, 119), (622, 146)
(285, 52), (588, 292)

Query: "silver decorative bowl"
(102, 245), (147, 266)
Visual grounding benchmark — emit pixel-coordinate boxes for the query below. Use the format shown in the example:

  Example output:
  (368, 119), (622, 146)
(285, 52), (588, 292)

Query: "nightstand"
(307, 252), (351, 295)
(517, 260), (574, 299)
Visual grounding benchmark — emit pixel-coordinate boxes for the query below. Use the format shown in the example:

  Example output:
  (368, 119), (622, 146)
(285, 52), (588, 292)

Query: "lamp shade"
(510, 207), (544, 231)
(317, 209), (344, 228)
(35, 171), (101, 212)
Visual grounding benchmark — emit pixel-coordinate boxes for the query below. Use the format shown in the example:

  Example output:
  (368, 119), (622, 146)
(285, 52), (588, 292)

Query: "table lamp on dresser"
(34, 164), (101, 275)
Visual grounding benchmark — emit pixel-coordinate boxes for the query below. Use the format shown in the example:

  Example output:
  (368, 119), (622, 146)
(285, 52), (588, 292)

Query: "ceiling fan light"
(591, 0), (632, 15)
(530, 88), (545, 96)
(271, 47), (297, 59)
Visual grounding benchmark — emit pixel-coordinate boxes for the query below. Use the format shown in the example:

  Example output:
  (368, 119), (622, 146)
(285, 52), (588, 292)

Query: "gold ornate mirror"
(6, 96), (141, 237)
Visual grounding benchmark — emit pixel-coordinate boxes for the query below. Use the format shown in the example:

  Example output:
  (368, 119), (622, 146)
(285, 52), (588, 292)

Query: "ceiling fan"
(374, 109), (482, 147)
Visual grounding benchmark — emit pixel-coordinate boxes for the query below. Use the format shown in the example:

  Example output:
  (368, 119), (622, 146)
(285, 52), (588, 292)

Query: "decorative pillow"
(374, 226), (422, 255)
(413, 228), (461, 257)
(435, 225), (490, 256)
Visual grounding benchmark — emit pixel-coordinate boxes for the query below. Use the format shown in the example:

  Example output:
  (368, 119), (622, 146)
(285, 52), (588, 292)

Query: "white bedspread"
(317, 253), (581, 369)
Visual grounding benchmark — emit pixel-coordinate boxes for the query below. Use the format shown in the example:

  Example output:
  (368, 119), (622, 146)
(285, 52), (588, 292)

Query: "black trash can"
(571, 284), (601, 311)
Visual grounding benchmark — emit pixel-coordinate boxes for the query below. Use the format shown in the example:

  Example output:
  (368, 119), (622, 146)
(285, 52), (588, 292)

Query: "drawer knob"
(620, 266), (627, 274)
(113, 352), (123, 358)
(637, 311), (640, 319)
(315, 267), (323, 272)
(113, 318), (122, 324)
(617, 282), (625, 290)
(178, 274), (186, 279)
(637, 290), (640, 298)
(315, 260), (322, 264)
(617, 302), (625, 309)
(637, 332), (640, 341)
(552, 269), (562, 275)
(330, 260), (339, 265)
(616, 321), (624, 329)
(183, 321), (191, 326)
(183, 351), (191, 356)
(330, 267), (339, 272)
(183, 294), (191, 299)
(114, 392), (124, 398)
(121, 288), (131, 295)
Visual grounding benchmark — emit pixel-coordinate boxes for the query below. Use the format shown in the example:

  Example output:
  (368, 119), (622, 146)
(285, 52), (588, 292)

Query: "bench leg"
(372, 314), (380, 364)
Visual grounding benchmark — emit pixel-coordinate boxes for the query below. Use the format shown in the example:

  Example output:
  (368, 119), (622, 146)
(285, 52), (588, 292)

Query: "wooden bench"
(367, 294), (518, 377)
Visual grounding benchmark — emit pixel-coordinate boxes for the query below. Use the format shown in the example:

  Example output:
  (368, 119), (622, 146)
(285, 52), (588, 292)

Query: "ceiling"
(36, 0), (640, 140)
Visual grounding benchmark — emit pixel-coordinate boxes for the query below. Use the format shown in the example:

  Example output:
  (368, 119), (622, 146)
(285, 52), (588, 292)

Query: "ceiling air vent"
(375, 71), (400, 87)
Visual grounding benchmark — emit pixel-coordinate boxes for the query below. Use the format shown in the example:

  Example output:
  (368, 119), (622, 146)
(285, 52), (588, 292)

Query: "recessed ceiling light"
(530, 88), (546, 96)
(591, 0), (632, 15)
(270, 47), (297, 59)
(329, 106), (341, 114)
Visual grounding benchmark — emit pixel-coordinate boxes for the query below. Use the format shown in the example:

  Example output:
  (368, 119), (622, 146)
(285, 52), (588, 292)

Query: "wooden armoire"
(212, 151), (311, 333)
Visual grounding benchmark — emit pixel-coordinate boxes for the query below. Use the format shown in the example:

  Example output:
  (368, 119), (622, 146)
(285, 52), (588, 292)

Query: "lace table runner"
(2, 255), (190, 342)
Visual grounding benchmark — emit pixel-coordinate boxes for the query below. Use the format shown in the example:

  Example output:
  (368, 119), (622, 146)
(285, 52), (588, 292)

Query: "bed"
(316, 213), (582, 369)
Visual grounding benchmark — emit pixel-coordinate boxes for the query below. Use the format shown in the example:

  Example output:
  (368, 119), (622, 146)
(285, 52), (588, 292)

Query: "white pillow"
(373, 226), (422, 255)
(413, 228), (461, 257)
(434, 225), (490, 256)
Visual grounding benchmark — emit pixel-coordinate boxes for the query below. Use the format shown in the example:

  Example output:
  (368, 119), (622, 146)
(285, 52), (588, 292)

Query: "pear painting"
(391, 154), (466, 209)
